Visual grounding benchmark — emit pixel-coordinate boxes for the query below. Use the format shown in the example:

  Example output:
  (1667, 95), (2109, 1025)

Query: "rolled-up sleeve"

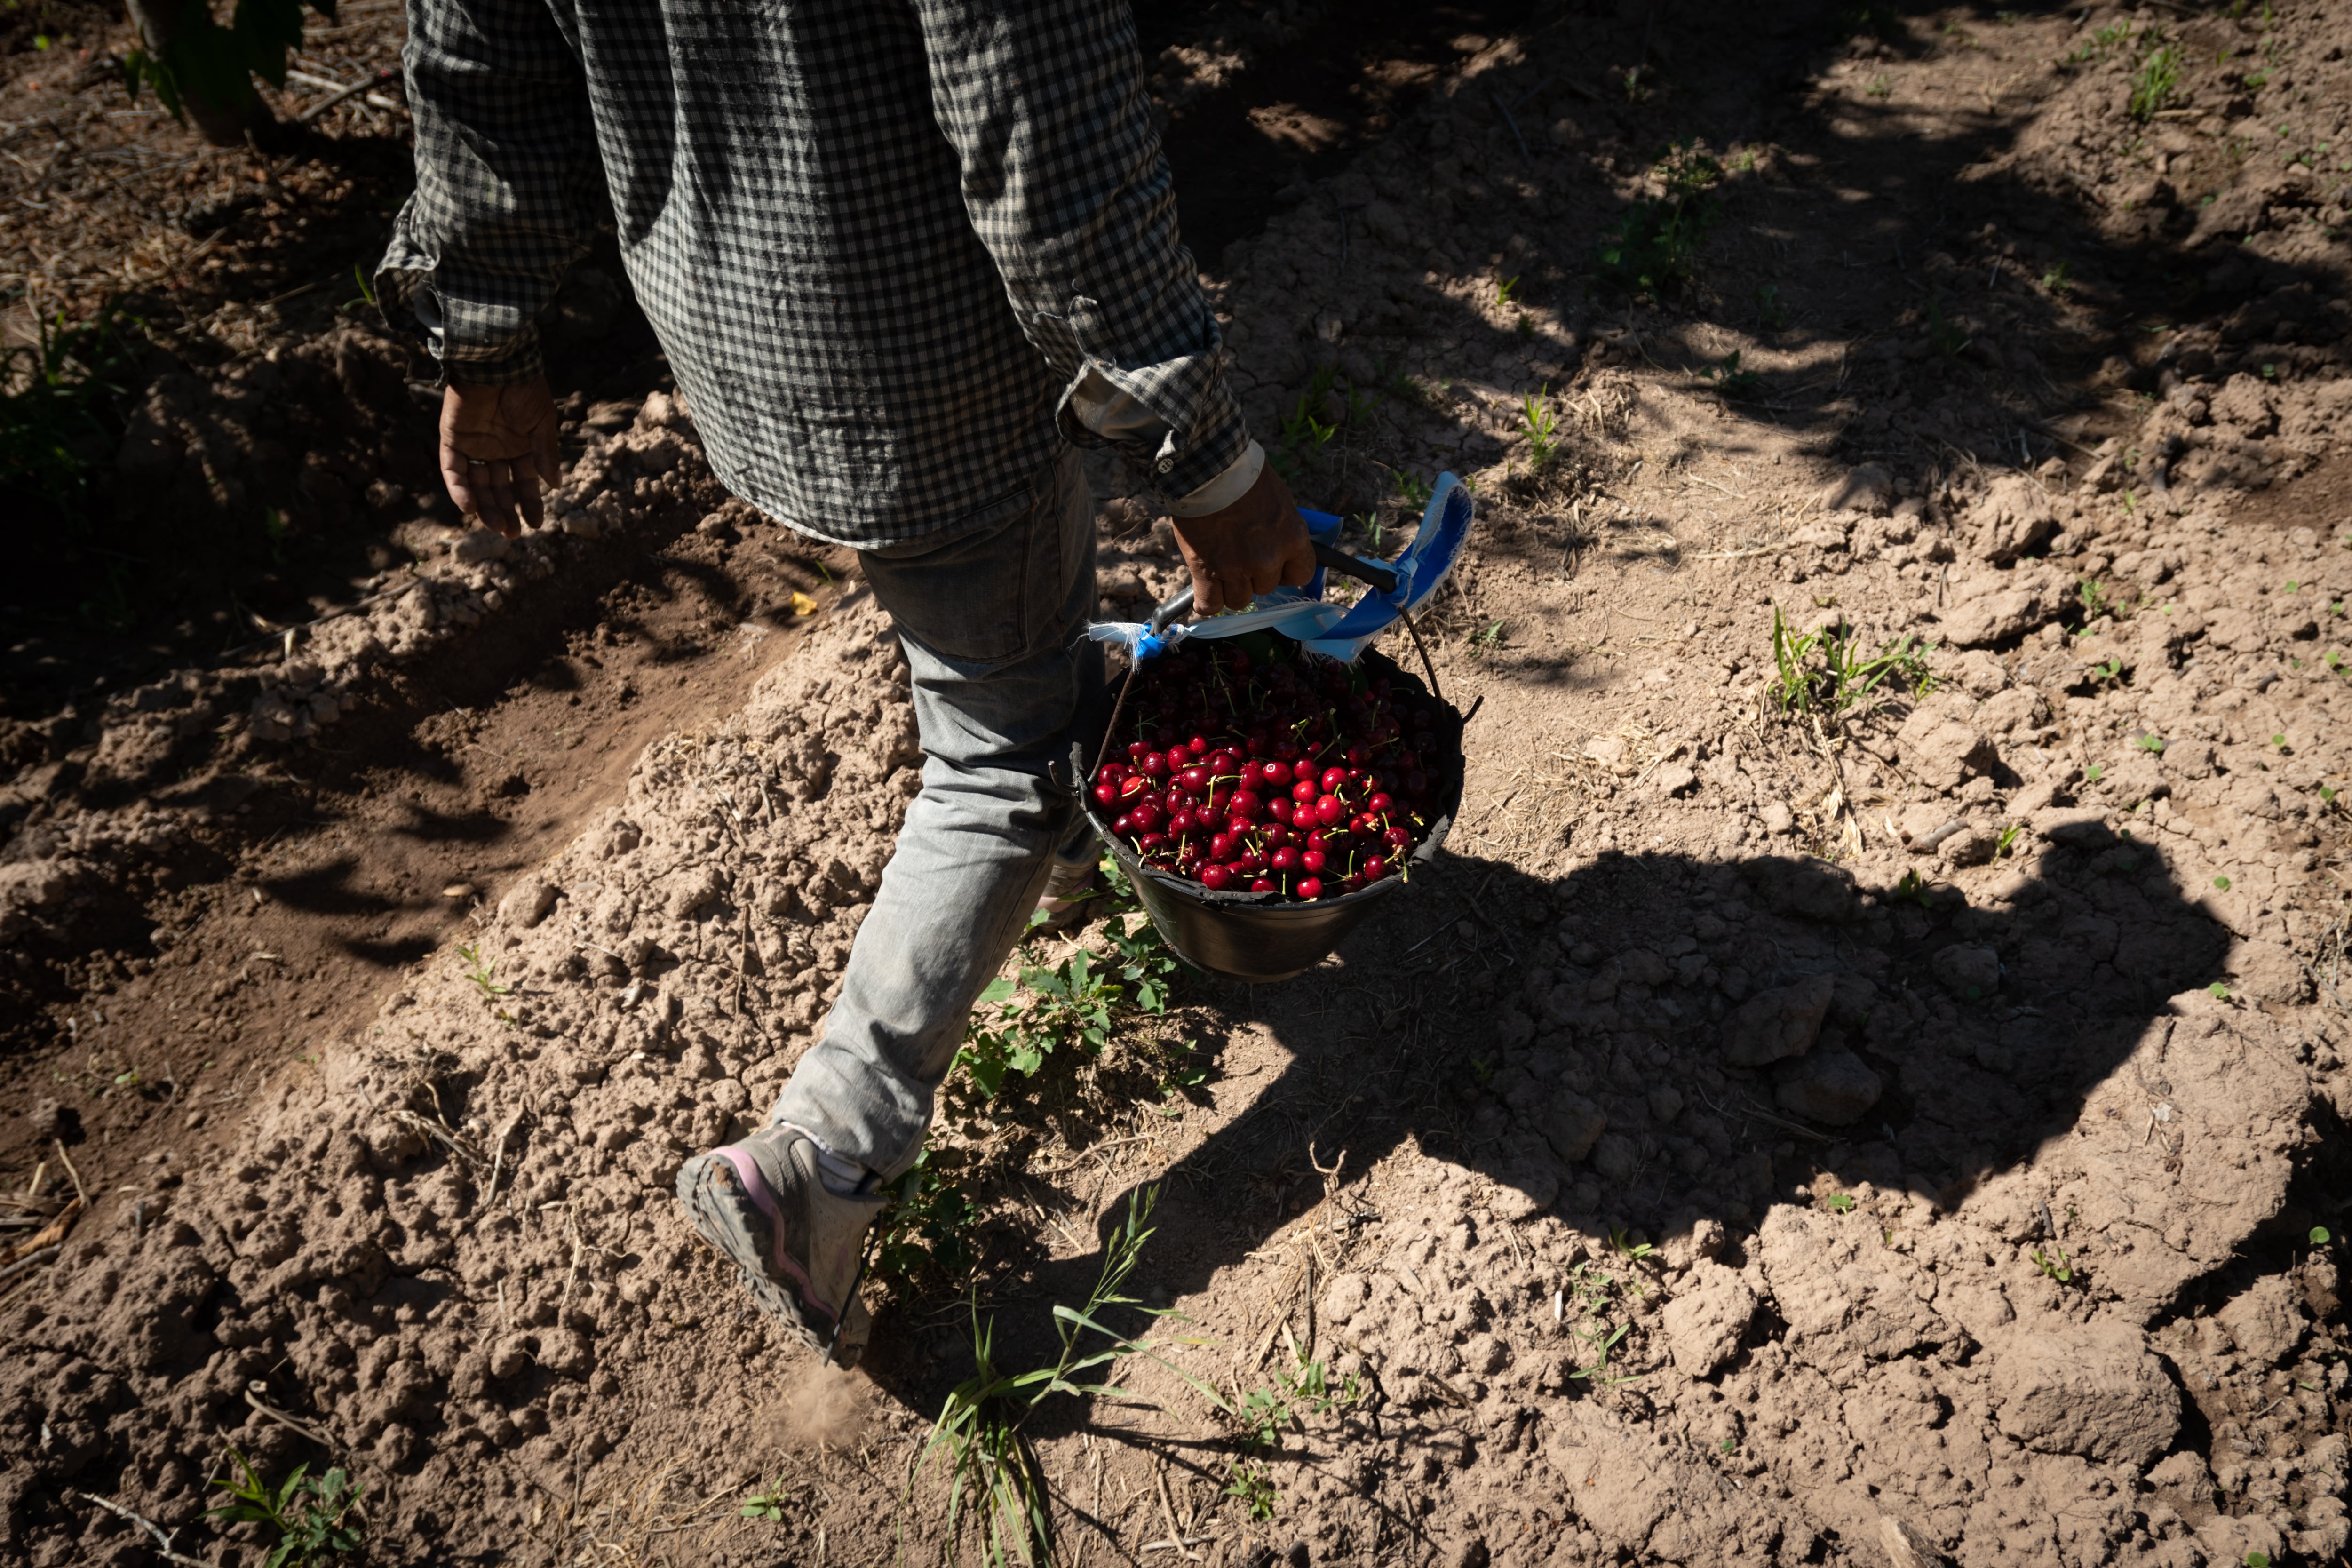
(914, 0), (1251, 504)
(374, 0), (603, 384)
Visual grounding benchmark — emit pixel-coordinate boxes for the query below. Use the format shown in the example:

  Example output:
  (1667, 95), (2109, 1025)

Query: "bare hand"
(439, 377), (562, 536)
(1169, 463), (1315, 615)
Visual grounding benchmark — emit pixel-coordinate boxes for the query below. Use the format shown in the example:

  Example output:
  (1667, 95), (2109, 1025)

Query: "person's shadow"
(865, 818), (2331, 1557)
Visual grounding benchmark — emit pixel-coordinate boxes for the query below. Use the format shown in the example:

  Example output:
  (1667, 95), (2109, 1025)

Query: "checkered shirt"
(376, 0), (1249, 548)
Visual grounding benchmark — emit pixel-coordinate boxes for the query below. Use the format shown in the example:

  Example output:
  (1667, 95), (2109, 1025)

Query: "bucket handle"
(1098, 545), (1415, 782)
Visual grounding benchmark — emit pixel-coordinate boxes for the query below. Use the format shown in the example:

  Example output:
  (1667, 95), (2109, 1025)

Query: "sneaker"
(1033, 855), (1099, 931)
(675, 1124), (886, 1366)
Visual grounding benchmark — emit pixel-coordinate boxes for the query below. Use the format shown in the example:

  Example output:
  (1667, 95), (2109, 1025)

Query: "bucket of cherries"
(1081, 628), (1463, 984)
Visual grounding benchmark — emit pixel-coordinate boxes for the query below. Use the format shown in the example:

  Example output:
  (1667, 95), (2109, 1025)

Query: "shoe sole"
(675, 1149), (871, 1366)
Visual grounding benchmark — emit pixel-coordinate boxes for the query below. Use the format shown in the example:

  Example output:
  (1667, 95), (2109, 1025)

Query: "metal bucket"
(1078, 646), (1464, 984)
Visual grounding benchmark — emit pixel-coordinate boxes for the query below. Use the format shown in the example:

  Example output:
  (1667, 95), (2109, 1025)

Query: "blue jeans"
(769, 447), (1102, 1178)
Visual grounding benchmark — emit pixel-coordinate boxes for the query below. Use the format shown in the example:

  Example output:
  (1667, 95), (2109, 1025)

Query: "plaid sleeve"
(373, 0), (602, 384)
(913, 0), (1250, 504)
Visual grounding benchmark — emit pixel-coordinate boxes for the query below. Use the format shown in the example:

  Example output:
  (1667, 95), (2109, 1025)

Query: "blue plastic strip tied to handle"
(1084, 472), (1473, 663)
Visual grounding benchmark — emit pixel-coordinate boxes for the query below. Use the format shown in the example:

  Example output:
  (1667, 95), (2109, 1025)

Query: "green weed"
(1767, 608), (1933, 721)
(1697, 350), (1761, 398)
(1225, 1461), (1278, 1520)
(1, 301), (147, 522)
(2065, 20), (2134, 64)
(207, 1449), (365, 1568)
(2031, 1242), (2075, 1284)
(1519, 386), (1559, 468)
(1823, 1193), (1856, 1213)
(1394, 470), (1435, 512)
(1996, 823), (2023, 858)
(2077, 578), (2113, 622)
(1596, 141), (1722, 295)
(2040, 261), (2074, 294)
(454, 943), (509, 1002)
(1496, 274), (1521, 308)
(2136, 733), (2165, 753)
(740, 1480), (793, 1522)
(122, 0), (331, 126)
(1924, 294), (1970, 359)
(1755, 284), (1788, 331)
(2131, 46), (2181, 120)
(918, 1188), (1229, 1567)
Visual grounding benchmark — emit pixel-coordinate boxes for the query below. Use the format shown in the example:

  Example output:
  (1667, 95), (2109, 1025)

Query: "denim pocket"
(861, 452), (1089, 665)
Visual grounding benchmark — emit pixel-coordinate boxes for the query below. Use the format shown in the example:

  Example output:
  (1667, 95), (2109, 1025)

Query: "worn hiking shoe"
(675, 1124), (886, 1366)
(1032, 854), (1099, 931)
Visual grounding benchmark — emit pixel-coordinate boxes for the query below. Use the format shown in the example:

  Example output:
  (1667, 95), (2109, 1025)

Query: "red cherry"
(1383, 825), (1412, 851)
(1094, 782), (1119, 807)
(1314, 795), (1347, 827)
(1304, 829), (1330, 852)
(1320, 766), (1349, 795)
(1228, 791), (1262, 821)
(1188, 735), (1210, 757)
(1347, 745), (1371, 767)
(1291, 779), (1319, 805)
(1140, 832), (1168, 852)
(1126, 741), (1147, 763)
(1129, 803), (1162, 832)
(1250, 877), (1277, 893)
(1301, 850), (1327, 874)
(1268, 797), (1293, 825)
(1200, 863), (1232, 891)
(1209, 832), (1236, 861)
(1270, 846), (1301, 872)
(1296, 876), (1325, 900)
(1273, 740), (1301, 762)
(1141, 751), (1169, 778)
(1177, 765), (1209, 793)
(1366, 791), (1395, 817)
(1363, 856), (1388, 881)
(1169, 809), (1197, 836)
(1288, 759), (1315, 784)
(1198, 805), (1227, 831)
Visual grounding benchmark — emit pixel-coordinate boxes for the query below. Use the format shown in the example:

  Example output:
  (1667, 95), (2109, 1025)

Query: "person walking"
(380, 0), (1314, 1365)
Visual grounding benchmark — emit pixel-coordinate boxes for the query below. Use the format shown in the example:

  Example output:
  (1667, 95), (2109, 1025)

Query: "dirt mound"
(6, 1), (2352, 1565)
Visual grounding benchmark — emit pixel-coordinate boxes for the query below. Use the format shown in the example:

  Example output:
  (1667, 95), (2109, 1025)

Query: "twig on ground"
(244, 1382), (334, 1448)
(73, 1492), (219, 1568)
(54, 1139), (87, 1207)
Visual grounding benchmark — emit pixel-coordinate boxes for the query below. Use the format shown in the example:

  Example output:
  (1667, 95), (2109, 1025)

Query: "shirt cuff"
(1165, 438), (1263, 518)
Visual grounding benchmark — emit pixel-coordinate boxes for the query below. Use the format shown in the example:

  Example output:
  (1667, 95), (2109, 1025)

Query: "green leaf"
(2312, 1226), (2332, 1246)
(978, 977), (1017, 1005)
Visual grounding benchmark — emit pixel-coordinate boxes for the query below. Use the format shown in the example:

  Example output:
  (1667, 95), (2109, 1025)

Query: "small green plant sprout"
(1766, 608), (1932, 722)
(1469, 621), (1506, 656)
(1719, 1435), (1740, 1454)
(2208, 981), (2233, 1001)
(455, 943), (509, 1001)
(1824, 1192), (1857, 1214)
(1756, 284), (1788, 330)
(1894, 868), (1934, 908)
(741, 1480), (792, 1522)
(1395, 469), (1435, 512)
(2085, 763), (2105, 783)
(2076, 577), (2113, 621)
(918, 1188), (1227, 1568)
(2245, 1552), (2273, 1568)
(1597, 140), (1723, 294)
(1924, 293), (1970, 359)
(1496, 273), (1522, 308)
(1697, 351), (1761, 397)
(2040, 261), (2074, 294)
(1570, 1320), (1641, 1387)
(1995, 822), (2024, 858)
(2131, 46), (2181, 119)
(2211, 876), (2232, 891)
(2284, 579), (2300, 593)
(1519, 385), (1559, 467)
(112, 1067), (143, 1091)
(1607, 1226), (1658, 1264)
(2311, 1226), (2332, 1246)
(208, 1449), (366, 1568)
(1225, 1460), (1279, 1520)
(2270, 732), (2288, 752)
(1866, 72), (1891, 99)
(2136, 733), (2165, 753)
(2031, 1242), (2075, 1284)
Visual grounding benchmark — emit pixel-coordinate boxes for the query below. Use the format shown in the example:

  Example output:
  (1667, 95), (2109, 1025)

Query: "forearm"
(916, 0), (1252, 503)
(375, 0), (601, 383)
